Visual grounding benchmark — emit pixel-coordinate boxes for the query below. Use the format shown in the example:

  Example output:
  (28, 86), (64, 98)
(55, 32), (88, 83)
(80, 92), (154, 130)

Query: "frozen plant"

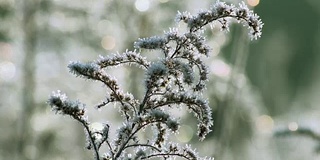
(48, 1), (263, 160)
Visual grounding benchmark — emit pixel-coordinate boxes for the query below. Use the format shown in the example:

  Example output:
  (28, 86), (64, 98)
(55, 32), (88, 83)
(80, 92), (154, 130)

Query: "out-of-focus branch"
(16, 0), (40, 160)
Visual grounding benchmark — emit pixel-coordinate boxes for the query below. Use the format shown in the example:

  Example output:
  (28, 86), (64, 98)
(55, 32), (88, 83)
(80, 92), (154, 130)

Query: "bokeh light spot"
(101, 36), (116, 50)
(247, 0), (260, 7)
(176, 125), (194, 143)
(0, 61), (16, 82)
(288, 122), (298, 131)
(135, 0), (150, 12)
(0, 42), (13, 59)
(210, 59), (231, 78)
(256, 115), (274, 134)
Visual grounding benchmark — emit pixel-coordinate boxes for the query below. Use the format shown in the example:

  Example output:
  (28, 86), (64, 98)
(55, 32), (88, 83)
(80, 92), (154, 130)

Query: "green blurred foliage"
(0, 2), (13, 41)
(247, 0), (320, 115)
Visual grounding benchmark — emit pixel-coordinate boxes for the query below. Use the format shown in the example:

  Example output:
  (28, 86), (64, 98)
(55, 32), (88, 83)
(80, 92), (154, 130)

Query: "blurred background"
(1, 0), (320, 159)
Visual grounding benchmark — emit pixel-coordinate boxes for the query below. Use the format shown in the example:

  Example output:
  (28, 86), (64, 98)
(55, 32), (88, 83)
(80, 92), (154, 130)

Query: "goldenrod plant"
(48, 1), (263, 159)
